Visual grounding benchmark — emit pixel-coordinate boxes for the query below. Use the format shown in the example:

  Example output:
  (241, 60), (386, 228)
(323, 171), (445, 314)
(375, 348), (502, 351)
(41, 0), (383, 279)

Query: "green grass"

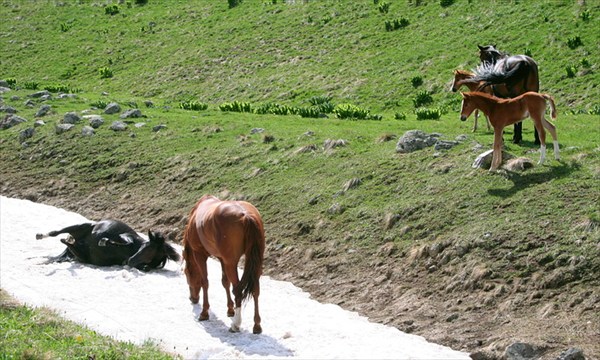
(0, 290), (178, 359)
(0, 0), (599, 355)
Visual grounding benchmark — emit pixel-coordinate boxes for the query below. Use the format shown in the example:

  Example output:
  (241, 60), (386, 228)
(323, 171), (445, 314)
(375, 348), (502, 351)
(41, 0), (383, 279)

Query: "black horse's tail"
(473, 60), (532, 87)
(238, 213), (265, 303)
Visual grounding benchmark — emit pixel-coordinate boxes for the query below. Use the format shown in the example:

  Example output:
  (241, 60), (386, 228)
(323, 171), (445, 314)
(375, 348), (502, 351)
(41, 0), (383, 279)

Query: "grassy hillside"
(1, 0), (599, 358)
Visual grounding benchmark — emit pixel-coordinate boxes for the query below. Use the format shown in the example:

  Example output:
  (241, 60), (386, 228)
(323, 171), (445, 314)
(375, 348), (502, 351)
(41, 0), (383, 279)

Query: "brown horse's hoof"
(227, 308), (235, 317)
(252, 324), (262, 334)
(189, 296), (199, 304)
(199, 312), (209, 321)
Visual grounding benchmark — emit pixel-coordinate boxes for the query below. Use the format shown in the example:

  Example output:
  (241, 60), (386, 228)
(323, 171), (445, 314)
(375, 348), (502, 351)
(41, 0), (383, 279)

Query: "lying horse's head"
(127, 231), (181, 271)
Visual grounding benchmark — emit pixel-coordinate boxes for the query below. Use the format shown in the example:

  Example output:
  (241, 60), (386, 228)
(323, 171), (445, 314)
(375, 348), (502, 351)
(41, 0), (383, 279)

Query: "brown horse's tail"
(239, 214), (265, 303)
(543, 94), (557, 119)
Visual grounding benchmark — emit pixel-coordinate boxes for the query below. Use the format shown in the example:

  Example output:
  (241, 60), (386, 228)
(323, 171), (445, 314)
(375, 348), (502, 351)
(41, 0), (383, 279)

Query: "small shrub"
(415, 107), (442, 120)
(90, 100), (108, 109)
(99, 67), (113, 79)
(567, 36), (583, 49)
(253, 103), (297, 116)
(5, 78), (17, 87)
(565, 65), (578, 78)
(104, 4), (120, 15)
(395, 112), (407, 120)
(411, 76), (423, 87)
(378, 2), (390, 14)
(412, 90), (433, 108)
(24, 81), (38, 90)
(589, 105), (600, 115)
(308, 95), (332, 106)
(580, 58), (591, 68)
(579, 10), (591, 22)
(440, 0), (454, 7)
(179, 100), (208, 111)
(334, 104), (370, 120)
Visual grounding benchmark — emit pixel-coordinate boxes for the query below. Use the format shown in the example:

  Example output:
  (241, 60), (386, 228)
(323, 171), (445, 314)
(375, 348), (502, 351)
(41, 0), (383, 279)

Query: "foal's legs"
(490, 127), (505, 171)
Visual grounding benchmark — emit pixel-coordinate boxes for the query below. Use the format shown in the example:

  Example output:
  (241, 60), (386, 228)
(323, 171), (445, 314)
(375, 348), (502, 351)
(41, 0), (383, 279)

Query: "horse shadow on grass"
(487, 161), (580, 198)
(191, 305), (294, 357)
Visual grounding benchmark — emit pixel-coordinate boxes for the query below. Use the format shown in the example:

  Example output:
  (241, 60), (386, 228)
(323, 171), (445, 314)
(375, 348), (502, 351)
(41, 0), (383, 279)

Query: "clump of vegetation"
(99, 67), (113, 79)
(579, 9), (591, 22)
(440, 0), (454, 7)
(60, 22), (70, 32)
(179, 100), (208, 111)
(333, 103), (381, 120)
(565, 64), (578, 78)
(378, 1), (390, 14)
(24, 81), (38, 90)
(43, 84), (75, 93)
(415, 107), (442, 120)
(104, 4), (120, 15)
(5, 78), (17, 87)
(219, 101), (252, 113)
(411, 76), (423, 87)
(253, 103), (297, 116)
(385, 17), (410, 31)
(395, 112), (407, 120)
(567, 36), (583, 49)
(228, 0), (242, 9)
(412, 90), (433, 108)
(90, 100), (108, 109)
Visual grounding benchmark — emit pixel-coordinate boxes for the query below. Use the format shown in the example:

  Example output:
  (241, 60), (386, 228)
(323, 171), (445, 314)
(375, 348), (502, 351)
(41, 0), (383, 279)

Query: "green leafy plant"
(385, 17), (409, 31)
(412, 90), (433, 108)
(90, 100), (108, 109)
(60, 22), (71, 32)
(179, 100), (208, 111)
(99, 67), (113, 79)
(588, 105), (600, 115)
(24, 81), (38, 90)
(580, 58), (591, 68)
(228, 0), (242, 9)
(43, 84), (75, 93)
(415, 107), (442, 120)
(219, 101), (252, 113)
(579, 9), (591, 22)
(5, 78), (17, 87)
(395, 112), (407, 120)
(253, 103), (297, 115)
(567, 36), (583, 49)
(440, 0), (454, 7)
(378, 2), (390, 14)
(411, 76), (423, 87)
(565, 65), (578, 78)
(104, 4), (120, 15)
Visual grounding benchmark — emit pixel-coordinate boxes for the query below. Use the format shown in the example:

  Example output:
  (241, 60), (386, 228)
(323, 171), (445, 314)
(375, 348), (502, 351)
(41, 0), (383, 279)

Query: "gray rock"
(83, 115), (104, 128)
(504, 342), (539, 360)
(472, 149), (515, 169)
(24, 99), (35, 107)
(503, 157), (534, 172)
(109, 121), (128, 131)
(153, 124), (167, 132)
(119, 108), (142, 119)
(0, 87), (11, 94)
(434, 140), (459, 151)
(19, 127), (35, 142)
(55, 123), (75, 134)
(396, 130), (438, 153)
(0, 105), (17, 114)
(28, 90), (51, 98)
(34, 120), (45, 127)
(35, 104), (52, 117)
(62, 112), (82, 124)
(557, 348), (585, 360)
(104, 102), (121, 114)
(10, 95), (20, 101)
(0, 80), (9, 87)
(81, 126), (95, 136)
(0, 114), (27, 129)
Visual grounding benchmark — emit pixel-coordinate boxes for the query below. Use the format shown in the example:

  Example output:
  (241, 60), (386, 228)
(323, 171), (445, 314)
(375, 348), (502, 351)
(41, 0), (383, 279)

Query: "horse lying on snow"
(36, 220), (181, 271)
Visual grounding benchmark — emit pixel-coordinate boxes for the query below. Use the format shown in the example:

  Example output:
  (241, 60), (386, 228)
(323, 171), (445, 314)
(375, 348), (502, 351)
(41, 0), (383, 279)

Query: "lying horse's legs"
(36, 223), (94, 240)
(219, 259), (235, 317)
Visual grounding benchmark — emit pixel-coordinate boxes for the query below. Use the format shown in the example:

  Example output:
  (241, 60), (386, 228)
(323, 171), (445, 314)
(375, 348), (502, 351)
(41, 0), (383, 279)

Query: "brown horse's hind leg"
(252, 283), (262, 334)
(223, 262), (243, 332)
(219, 260), (235, 317)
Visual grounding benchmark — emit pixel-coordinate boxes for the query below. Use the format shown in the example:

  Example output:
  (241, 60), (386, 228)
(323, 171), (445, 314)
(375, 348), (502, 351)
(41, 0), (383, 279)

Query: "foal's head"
(459, 92), (477, 121)
(451, 70), (475, 92)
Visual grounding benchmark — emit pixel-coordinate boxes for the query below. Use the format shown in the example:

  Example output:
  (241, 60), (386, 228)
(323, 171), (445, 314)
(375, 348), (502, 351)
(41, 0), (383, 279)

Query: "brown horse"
(474, 45), (541, 144)
(451, 69), (494, 132)
(182, 195), (265, 334)
(459, 91), (559, 171)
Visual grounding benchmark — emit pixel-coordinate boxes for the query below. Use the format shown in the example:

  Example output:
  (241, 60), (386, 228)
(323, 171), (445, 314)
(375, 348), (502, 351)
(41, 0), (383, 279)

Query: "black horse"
(36, 220), (181, 271)
(474, 45), (541, 144)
